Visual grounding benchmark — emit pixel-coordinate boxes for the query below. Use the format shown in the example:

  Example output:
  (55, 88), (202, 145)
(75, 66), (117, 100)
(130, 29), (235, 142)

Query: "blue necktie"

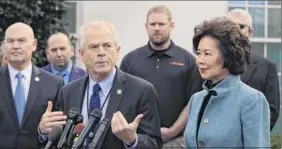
(14, 72), (25, 126)
(56, 72), (66, 78)
(56, 72), (68, 84)
(89, 83), (101, 112)
(85, 83), (101, 148)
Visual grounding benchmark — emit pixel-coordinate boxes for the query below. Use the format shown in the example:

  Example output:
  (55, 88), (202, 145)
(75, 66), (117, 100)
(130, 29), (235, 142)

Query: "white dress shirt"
(8, 63), (32, 103)
(81, 67), (116, 124)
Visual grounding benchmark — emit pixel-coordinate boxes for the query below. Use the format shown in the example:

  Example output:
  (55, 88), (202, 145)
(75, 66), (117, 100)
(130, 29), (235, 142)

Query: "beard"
(149, 35), (170, 47)
(53, 59), (70, 71)
(55, 64), (68, 71)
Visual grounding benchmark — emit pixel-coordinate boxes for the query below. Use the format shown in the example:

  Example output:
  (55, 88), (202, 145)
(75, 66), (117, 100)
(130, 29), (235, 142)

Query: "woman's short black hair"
(193, 16), (251, 75)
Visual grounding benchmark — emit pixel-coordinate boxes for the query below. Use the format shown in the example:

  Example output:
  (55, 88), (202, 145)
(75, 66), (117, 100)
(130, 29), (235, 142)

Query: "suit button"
(199, 141), (204, 146)
(203, 118), (209, 124)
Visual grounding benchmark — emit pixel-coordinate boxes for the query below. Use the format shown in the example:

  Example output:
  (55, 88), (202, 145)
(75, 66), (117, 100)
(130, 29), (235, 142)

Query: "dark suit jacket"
(241, 53), (280, 130)
(57, 68), (162, 149)
(0, 65), (64, 149)
(42, 64), (86, 82)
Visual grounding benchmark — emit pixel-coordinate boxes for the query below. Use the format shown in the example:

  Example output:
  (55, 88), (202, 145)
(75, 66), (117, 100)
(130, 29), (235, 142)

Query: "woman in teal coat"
(184, 16), (270, 148)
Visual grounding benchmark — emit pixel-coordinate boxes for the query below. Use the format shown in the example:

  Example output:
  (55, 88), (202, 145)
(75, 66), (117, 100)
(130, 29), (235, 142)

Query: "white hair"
(77, 20), (118, 49)
(227, 9), (253, 27)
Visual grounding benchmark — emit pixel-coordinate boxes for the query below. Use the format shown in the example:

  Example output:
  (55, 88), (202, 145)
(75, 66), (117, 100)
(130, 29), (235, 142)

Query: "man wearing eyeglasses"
(227, 9), (280, 131)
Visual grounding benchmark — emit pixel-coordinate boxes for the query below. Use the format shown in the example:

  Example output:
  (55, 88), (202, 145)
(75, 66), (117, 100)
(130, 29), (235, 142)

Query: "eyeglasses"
(237, 24), (251, 30)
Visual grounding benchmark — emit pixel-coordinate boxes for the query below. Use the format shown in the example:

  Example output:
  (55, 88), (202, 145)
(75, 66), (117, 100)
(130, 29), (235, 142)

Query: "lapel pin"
(35, 77), (40, 82)
(117, 89), (122, 95)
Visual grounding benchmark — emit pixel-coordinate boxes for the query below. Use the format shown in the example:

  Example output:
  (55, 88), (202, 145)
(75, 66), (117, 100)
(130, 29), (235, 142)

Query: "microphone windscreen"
(90, 109), (102, 118)
(73, 123), (85, 134)
(76, 114), (84, 124)
(68, 107), (80, 119)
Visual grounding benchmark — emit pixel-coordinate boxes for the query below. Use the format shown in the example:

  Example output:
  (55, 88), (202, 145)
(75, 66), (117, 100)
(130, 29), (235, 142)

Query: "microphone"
(89, 118), (109, 148)
(72, 109), (102, 149)
(72, 123), (86, 142)
(57, 107), (80, 149)
(44, 126), (63, 149)
(66, 114), (84, 148)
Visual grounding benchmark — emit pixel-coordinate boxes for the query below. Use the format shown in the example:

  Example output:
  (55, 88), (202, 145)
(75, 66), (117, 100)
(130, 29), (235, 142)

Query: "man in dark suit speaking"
(38, 20), (162, 149)
(0, 22), (64, 148)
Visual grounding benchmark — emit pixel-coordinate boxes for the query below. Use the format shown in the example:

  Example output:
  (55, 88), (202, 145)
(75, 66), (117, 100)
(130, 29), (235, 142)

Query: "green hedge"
(0, 0), (70, 67)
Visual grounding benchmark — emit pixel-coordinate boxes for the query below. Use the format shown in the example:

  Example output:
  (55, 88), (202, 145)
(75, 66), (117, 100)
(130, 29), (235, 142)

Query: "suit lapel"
(43, 64), (52, 72)
(105, 69), (126, 120)
(0, 67), (20, 129)
(21, 65), (41, 127)
(73, 76), (88, 110)
(99, 69), (126, 148)
(69, 66), (79, 82)
(241, 55), (258, 83)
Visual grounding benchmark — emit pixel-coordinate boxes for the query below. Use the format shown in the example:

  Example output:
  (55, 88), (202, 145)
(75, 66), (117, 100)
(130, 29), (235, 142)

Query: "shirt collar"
(51, 63), (73, 76)
(146, 40), (176, 57)
(8, 62), (33, 81)
(202, 74), (241, 98)
(89, 67), (116, 96)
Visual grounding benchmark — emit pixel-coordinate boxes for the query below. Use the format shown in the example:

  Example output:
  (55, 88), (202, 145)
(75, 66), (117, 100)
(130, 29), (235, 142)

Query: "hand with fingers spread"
(111, 111), (143, 145)
(39, 101), (67, 135)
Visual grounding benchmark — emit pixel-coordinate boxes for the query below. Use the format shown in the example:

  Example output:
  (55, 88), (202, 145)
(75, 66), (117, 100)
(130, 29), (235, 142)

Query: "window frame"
(228, 0), (282, 145)
(63, 1), (78, 64)
(229, 1), (281, 65)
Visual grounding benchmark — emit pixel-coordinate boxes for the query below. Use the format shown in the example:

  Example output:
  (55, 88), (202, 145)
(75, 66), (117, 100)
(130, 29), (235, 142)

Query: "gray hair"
(77, 20), (118, 49)
(227, 9), (253, 27)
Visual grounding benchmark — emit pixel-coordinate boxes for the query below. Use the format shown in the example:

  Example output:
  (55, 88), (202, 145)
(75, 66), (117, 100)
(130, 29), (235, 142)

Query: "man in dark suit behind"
(42, 32), (86, 84)
(0, 22), (64, 148)
(38, 20), (162, 149)
(227, 9), (280, 130)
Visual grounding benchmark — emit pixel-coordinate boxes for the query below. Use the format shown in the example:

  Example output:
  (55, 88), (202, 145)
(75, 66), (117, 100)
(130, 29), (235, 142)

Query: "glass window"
(268, 8), (281, 38)
(62, 2), (77, 33)
(249, 8), (265, 37)
(279, 75), (282, 103)
(267, 43), (281, 72)
(279, 75), (281, 89)
(229, 1), (246, 5)
(228, 7), (245, 12)
(268, 1), (281, 6)
(251, 43), (264, 56)
(248, 0), (265, 5)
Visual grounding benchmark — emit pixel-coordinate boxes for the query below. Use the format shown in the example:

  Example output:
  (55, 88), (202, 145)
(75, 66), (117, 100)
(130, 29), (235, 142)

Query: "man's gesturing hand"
(39, 101), (67, 134)
(111, 111), (143, 145)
